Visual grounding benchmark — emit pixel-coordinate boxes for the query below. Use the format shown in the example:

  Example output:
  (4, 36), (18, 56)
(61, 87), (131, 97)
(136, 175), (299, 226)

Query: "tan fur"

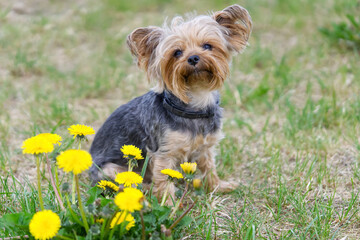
(213, 5), (253, 52)
(127, 27), (163, 75)
(101, 163), (128, 179)
(188, 89), (218, 109)
(155, 16), (231, 103)
(121, 4), (252, 201)
(127, 5), (252, 104)
(148, 129), (223, 199)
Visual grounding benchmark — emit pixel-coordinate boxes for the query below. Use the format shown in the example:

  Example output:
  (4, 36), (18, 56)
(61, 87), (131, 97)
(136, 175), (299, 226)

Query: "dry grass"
(1, 0), (360, 238)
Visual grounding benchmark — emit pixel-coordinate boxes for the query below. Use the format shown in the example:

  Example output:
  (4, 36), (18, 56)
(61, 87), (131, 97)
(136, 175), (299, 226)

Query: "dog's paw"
(217, 180), (239, 193)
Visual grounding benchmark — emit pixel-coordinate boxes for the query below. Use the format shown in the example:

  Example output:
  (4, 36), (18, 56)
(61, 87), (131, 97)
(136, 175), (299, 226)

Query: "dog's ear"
(213, 5), (252, 52)
(127, 27), (163, 70)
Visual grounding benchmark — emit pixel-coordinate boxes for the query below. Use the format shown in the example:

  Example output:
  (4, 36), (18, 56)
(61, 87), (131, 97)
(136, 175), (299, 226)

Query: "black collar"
(162, 91), (219, 119)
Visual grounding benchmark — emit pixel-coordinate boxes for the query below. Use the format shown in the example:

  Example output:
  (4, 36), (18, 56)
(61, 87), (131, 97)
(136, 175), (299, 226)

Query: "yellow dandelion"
(22, 135), (54, 155)
(115, 171), (143, 187)
(29, 210), (61, 240)
(57, 149), (92, 175)
(180, 162), (197, 174)
(36, 133), (62, 146)
(161, 169), (183, 179)
(110, 211), (135, 230)
(68, 124), (95, 139)
(114, 187), (143, 212)
(97, 180), (119, 192)
(120, 145), (144, 160)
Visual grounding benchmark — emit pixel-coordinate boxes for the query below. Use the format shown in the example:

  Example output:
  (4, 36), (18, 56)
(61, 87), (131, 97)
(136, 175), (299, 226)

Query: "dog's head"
(127, 5), (252, 104)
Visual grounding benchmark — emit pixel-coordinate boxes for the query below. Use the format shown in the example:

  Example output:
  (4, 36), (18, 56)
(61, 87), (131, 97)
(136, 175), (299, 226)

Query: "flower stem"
(36, 155), (44, 210)
(108, 211), (119, 239)
(46, 154), (65, 210)
(169, 199), (197, 231)
(169, 182), (188, 219)
(75, 174), (89, 233)
(71, 140), (82, 204)
(54, 166), (63, 202)
(109, 210), (127, 239)
(140, 211), (146, 240)
(128, 158), (132, 172)
(104, 210), (118, 239)
(72, 174), (76, 204)
(161, 181), (170, 206)
(119, 211), (129, 235)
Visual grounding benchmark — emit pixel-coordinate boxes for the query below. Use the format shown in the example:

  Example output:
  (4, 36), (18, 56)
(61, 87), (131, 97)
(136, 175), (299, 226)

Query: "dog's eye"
(203, 44), (212, 50)
(173, 50), (183, 58)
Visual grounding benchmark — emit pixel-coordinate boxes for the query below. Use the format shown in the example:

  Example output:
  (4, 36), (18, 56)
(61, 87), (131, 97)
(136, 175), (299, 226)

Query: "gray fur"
(89, 90), (222, 184)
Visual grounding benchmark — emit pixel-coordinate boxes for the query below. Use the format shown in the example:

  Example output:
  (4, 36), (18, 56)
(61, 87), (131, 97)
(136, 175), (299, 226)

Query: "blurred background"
(0, 0), (360, 237)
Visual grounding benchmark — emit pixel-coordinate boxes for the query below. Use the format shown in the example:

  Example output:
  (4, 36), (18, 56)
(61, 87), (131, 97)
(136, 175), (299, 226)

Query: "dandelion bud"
(193, 178), (202, 189)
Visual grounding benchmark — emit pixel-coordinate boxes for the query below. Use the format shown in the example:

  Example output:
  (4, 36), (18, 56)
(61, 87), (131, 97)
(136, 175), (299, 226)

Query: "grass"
(319, 14), (360, 51)
(1, 0), (360, 238)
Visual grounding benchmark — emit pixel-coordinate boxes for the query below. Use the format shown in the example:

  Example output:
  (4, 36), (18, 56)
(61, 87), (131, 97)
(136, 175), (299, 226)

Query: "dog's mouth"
(184, 69), (213, 81)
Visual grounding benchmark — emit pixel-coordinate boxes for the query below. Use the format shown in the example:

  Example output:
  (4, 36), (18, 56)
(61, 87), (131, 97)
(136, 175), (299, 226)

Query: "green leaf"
(346, 14), (359, 29)
(65, 196), (84, 227)
(157, 207), (171, 223)
(177, 215), (192, 228)
(0, 212), (33, 235)
(244, 224), (256, 240)
(86, 186), (102, 205)
(141, 156), (150, 179)
(100, 198), (113, 207)
(1, 212), (32, 227)
(205, 214), (212, 240)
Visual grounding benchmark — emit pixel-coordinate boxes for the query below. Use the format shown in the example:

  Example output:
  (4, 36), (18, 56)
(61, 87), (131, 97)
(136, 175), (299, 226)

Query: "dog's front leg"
(197, 148), (237, 192)
(151, 156), (176, 205)
(197, 149), (219, 191)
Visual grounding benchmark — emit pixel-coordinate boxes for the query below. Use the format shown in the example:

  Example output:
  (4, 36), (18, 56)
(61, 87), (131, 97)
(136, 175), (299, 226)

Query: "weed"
(319, 14), (360, 51)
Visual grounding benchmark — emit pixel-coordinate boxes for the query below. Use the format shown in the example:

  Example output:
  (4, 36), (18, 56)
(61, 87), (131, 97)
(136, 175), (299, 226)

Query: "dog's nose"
(187, 55), (200, 66)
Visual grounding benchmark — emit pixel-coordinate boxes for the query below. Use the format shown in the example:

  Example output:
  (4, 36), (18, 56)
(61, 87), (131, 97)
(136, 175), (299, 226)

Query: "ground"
(0, 0), (360, 239)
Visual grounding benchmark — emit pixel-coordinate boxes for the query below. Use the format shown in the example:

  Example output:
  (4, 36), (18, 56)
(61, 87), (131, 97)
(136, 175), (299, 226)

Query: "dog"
(89, 4), (252, 200)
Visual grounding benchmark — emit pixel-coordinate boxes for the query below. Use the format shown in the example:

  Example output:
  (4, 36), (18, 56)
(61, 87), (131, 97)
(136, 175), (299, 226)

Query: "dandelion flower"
(180, 162), (197, 174)
(160, 169), (183, 206)
(37, 133), (62, 146)
(110, 211), (135, 230)
(68, 124), (95, 139)
(120, 145), (144, 160)
(22, 135), (54, 155)
(57, 149), (92, 175)
(115, 171), (143, 187)
(114, 187), (143, 212)
(29, 210), (61, 240)
(161, 169), (183, 179)
(97, 180), (119, 192)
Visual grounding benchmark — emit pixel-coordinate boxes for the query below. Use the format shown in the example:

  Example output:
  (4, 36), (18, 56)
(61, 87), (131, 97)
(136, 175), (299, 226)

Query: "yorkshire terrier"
(90, 4), (252, 200)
